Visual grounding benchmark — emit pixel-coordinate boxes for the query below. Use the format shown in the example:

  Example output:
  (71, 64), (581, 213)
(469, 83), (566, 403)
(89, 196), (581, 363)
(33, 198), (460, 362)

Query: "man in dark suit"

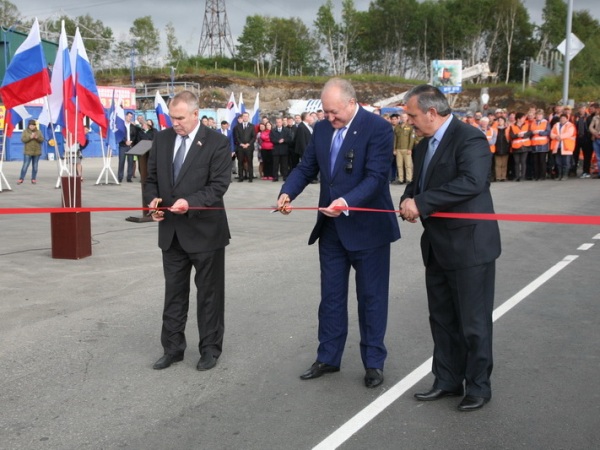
(144, 90), (232, 372)
(293, 111), (314, 167)
(270, 117), (291, 181)
(233, 111), (256, 182)
(118, 111), (139, 182)
(276, 78), (400, 388)
(399, 85), (501, 411)
(219, 120), (236, 175)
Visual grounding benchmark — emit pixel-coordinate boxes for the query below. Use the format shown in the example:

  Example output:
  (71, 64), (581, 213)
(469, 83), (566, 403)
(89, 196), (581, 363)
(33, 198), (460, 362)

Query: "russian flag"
(37, 21), (80, 143)
(71, 28), (107, 133)
(0, 19), (51, 109)
(5, 105), (31, 138)
(251, 92), (260, 125)
(154, 91), (172, 130)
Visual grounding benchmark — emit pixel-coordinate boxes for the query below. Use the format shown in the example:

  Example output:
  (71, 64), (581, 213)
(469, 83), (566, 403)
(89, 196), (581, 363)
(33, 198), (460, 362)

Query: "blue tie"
(330, 127), (346, 175)
(173, 135), (188, 181)
(419, 137), (437, 191)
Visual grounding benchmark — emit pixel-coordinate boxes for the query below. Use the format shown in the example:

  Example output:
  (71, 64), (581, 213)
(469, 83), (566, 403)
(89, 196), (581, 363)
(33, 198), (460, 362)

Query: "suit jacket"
(282, 106), (400, 252)
(143, 125), (231, 253)
(218, 128), (235, 152)
(270, 127), (291, 156)
(294, 122), (312, 156)
(401, 116), (501, 270)
(234, 122), (256, 151)
(119, 122), (139, 148)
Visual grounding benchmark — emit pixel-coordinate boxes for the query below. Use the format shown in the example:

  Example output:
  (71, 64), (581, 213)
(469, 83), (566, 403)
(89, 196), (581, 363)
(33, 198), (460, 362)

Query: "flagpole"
(43, 96), (70, 195)
(0, 122), (12, 192)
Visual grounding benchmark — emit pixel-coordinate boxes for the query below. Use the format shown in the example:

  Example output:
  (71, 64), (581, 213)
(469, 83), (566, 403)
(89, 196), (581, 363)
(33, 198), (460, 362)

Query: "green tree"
(314, 0), (340, 74)
(165, 21), (186, 65)
(537, 0), (600, 86)
(570, 11), (600, 86)
(0, 0), (21, 29)
(130, 16), (160, 68)
(267, 17), (319, 76)
(237, 15), (270, 76)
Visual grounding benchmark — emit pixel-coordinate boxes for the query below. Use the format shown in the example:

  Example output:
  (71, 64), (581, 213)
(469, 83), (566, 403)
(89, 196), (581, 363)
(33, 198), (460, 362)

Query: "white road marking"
(313, 254), (580, 450)
(578, 243), (594, 251)
(593, 234), (600, 240)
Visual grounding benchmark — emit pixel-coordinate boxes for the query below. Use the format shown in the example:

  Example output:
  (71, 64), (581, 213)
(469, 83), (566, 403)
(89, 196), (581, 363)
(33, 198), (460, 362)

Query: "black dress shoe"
(153, 354), (183, 370)
(457, 395), (489, 411)
(196, 352), (218, 371)
(414, 387), (464, 401)
(364, 368), (384, 388)
(238, 178), (244, 182)
(300, 361), (340, 380)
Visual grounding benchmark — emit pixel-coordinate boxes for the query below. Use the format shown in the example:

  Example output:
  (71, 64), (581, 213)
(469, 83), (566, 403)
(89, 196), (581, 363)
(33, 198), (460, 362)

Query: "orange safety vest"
(510, 123), (531, 150)
(550, 121), (576, 155)
(483, 128), (496, 153)
(529, 120), (549, 146)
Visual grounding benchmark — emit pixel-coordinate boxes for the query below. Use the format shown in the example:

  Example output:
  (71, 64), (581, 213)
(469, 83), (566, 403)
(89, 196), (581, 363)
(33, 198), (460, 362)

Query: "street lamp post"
(130, 40), (138, 88)
(170, 66), (176, 98)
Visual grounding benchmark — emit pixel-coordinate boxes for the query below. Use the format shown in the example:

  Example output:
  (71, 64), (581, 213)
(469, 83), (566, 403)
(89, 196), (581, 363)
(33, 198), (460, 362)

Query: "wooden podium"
(50, 176), (92, 259)
(125, 140), (153, 223)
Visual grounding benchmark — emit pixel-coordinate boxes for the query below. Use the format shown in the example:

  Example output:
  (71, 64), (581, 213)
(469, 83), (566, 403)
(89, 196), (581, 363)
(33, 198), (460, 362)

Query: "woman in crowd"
(258, 122), (273, 180)
(510, 112), (531, 182)
(18, 120), (44, 184)
(139, 119), (156, 142)
(550, 114), (576, 181)
(529, 109), (550, 181)
(494, 116), (511, 181)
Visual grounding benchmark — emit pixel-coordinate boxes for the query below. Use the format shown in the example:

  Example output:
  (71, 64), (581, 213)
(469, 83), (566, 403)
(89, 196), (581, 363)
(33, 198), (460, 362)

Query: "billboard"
(431, 60), (462, 94)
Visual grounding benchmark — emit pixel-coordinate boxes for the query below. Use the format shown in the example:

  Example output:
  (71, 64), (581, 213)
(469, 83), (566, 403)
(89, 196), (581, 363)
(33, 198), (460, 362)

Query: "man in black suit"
(400, 85), (501, 411)
(233, 111), (256, 182)
(270, 117), (291, 181)
(118, 111), (139, 182)
(293, 111), (314, 167)
(144, 90), (232, 372)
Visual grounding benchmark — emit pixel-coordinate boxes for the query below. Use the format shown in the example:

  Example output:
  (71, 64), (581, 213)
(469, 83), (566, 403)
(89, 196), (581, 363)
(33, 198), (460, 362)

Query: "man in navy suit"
(276, 78), (400, 388)
(144, 91), (231, 372)
(400, 85), (501, 411)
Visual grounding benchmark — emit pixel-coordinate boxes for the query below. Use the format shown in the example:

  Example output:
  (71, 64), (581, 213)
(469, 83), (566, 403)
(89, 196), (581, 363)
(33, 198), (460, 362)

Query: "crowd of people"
(204, 100), (600, 187)
(379, 102), (600, 184)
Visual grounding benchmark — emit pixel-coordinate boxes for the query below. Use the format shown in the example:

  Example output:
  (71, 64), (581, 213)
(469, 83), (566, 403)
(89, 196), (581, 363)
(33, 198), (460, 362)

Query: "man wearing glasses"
(276, 78), (400, 389)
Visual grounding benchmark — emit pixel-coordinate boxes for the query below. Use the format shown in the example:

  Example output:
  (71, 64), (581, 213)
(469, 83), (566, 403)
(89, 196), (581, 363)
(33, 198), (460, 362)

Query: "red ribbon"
(0, 206), (598, 226)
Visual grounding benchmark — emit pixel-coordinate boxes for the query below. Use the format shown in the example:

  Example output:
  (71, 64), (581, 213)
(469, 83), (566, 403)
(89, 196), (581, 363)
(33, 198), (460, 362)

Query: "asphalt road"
(1, 158), (598, 450)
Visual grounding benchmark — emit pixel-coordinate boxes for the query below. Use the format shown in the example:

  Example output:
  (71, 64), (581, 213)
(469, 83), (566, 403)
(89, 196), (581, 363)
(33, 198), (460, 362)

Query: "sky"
(23, 0), (600, 56)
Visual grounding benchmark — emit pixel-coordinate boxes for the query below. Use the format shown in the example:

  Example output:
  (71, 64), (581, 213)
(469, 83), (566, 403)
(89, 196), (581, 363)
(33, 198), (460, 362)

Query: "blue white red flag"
(0, 19), (51, 109)
(251, 92), (260, 125)
(37, 21), (76, 139)
(5, 105), (31, 138)
(71, 28), (107, 133)
(154, 91), (172, 130)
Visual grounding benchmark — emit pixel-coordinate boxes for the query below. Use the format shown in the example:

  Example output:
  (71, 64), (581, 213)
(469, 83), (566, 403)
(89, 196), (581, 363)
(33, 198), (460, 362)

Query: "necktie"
(419, 137), (437, 191)
(173, 135), (188, 181)
(330, 127), (346, 175)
